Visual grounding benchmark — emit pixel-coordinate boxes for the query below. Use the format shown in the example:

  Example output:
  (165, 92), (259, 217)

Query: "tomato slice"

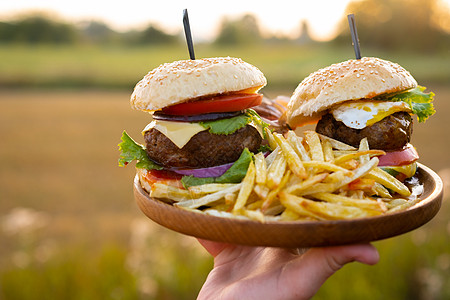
(142, 169), (184, 189)
(377, 144), (419, 167)
(161, 93), (263, 115)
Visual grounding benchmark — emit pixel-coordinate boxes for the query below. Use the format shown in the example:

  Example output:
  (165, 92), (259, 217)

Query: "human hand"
(197, 239), (379, 300)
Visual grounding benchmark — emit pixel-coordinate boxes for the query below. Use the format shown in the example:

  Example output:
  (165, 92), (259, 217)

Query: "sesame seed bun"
(131, 57), (267, 112)
(286, 57), (417, 128)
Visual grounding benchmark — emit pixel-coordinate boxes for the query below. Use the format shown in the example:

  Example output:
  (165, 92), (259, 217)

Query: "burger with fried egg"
(285, 57), (435, 181)
(119, 57), (270, 191)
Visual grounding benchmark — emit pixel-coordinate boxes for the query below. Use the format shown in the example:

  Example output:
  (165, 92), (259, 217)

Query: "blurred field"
(1, 44), (449, 90)
(0, 44), (449, 299)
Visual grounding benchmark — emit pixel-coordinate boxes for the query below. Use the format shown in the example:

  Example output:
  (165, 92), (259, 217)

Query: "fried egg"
(330, 100), (411, 129)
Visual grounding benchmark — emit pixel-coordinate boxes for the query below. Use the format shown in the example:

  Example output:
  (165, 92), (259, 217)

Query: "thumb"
(280, 244), (379, 299)
(197, 238), (234, 257)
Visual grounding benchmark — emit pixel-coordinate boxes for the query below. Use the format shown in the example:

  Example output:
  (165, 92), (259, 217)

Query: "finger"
(279, 244), (379, 299)
(197, 238), (233, 257)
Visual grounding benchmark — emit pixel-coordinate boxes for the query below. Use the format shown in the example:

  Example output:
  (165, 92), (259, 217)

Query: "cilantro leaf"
(118, 131), (162, 170)
(387, 86), (435, 123)
(181, 148), (253, 188)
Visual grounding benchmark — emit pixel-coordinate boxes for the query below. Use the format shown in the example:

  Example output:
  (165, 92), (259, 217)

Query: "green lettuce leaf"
(199, 113), (252, 135)
(199, 109), (267, 135)
(118, 131), (162, 170)
(386, 86), (435, 123)
(181, 148), (253, 188)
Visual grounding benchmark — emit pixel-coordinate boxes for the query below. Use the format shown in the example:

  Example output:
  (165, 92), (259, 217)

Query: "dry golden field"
(0, 86), (449, 299)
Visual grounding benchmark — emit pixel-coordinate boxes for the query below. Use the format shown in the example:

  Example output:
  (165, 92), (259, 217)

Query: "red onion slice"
(171, 162), (234, 178)
(377, 144), (419, 167)
(170, 152), (270, 178)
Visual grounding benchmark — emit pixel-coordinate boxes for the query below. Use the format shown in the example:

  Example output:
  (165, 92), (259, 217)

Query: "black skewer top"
(183, 9), (195, 60)
(347, 14), (361, 60)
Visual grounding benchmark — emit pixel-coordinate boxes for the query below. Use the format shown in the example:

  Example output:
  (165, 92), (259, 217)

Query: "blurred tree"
(2, 15), (78, 44)
(137, 24), (179, 45)
(333, 0), (450, 52)
(0, 22), (15, 42)
(295, 20), (314, 45)
(214, 14), (263, 45)
(79, 20), (119, 44)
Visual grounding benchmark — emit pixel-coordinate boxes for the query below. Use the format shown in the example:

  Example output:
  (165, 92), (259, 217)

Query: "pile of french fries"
(146, 129), (422, 222)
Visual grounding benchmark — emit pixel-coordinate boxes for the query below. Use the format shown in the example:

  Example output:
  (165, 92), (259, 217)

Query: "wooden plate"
(134, 163), (443, 247)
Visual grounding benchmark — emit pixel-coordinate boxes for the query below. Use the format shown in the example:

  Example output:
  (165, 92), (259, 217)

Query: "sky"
(1, 0), (449, 41)
(0, 0), (357, 41)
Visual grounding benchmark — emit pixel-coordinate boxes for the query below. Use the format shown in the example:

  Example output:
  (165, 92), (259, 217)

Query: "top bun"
(131, 57), (267, 111)
(286, 57), (417, 128)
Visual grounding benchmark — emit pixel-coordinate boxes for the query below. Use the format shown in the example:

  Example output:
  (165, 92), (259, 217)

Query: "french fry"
(224, 192), (237, 205)
(347, 178), (376, 192)
(203, 209), (248, 220)
(317, 133), (357, 151)
(284, 173), (328, 194)
(210, 203), (233, 212)
(253, 184), (270, 199)
(264, 204), (285, 216)
(265, 147), (280, 166)
(188, 183), (241, 197)
(367, 167), (411, 197)
(323, 171), (346, 184)
(359, 138), (370, 164)
(283, 193), (381, 220)
(264, 127), (278, 150)
(273, 133), (307, 179)
(334, 157), (379, 189)
(279, 192), (324, 220)
(154, 127), (419, 222)
(372, 182), (392, 198)
(266, 151), (287, 189)
(262, 170), (291, 211)
(246, 199), (264, 210)
(254, 152), (267, 184)
(233, 161), (256, 212)
(311, 192), (386, 212)
(175, 184), (242, 209)
(150, 183), (193, 202)
(240, 209), (265, 222)
(304, 130), (324, 161)
(338, 159), (360, 170)
(333, 150), (386, 165)
(280, 208), (302, 221)
(322, 139), (335, 163)
(300, 197), (382, 219)
(302, 161), (353, 175)
(286, 131), (311, 161)
(297, 182), (338, 196)
(386, 197), (421, 212)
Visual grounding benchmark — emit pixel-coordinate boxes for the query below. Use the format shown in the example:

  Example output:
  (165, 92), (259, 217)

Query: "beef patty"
(315, 111), (413, 151)
(144, 125), (262, 168)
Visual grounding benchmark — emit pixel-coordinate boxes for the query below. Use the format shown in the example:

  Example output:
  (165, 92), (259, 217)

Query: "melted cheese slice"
(331, 101), (411, 129)
(143, 119), (264, 149)
(143, 120), (206, 148)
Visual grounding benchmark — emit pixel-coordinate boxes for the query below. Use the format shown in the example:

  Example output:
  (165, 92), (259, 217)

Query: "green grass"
(0, 44), (449, 90)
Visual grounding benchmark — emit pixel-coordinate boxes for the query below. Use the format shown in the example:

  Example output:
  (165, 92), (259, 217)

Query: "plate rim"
(133, 163), (443, 247)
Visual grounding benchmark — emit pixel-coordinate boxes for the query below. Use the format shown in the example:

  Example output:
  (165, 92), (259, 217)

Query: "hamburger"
(119, 57), (270, 191)
(285, 57), (435, 182)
